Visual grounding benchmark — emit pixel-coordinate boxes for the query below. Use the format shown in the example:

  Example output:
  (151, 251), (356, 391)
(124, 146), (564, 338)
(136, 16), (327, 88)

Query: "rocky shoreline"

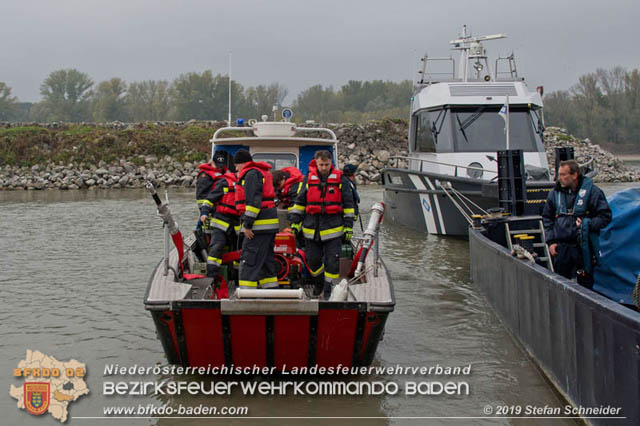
(0, 120), (638, 191)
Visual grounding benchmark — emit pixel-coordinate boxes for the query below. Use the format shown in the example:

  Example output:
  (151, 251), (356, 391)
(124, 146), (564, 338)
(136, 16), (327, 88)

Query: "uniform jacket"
(236, 162), (279, 233)
(542, 176), (611, 245)
(289, 160), (355, 241)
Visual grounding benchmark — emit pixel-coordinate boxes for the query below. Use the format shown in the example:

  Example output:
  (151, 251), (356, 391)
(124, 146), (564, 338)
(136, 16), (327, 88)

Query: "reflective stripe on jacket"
(236, 162), (279, 233)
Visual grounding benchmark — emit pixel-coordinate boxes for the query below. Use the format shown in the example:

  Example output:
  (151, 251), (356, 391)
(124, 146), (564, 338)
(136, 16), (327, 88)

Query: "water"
(3, 181), (636, 425)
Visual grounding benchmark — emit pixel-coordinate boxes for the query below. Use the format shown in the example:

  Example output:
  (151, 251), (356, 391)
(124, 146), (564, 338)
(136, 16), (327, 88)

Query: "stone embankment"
(0, 120), (638, 190)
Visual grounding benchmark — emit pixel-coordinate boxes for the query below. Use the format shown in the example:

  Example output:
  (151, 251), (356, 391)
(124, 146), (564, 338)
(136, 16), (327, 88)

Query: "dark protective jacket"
(196, 164), (239, 232)
(345, 178), (360, 221)
(542, 176), (612, 245)
(278, 167), (304, 208)
(235, 162), (279, 233)
(289, 160), (355, 241)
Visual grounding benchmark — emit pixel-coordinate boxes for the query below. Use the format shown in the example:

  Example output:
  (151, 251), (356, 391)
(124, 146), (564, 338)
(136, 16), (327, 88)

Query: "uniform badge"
(577, 199), (584, 206)
(579, 189), (587, 197)
(24, 383), (50, 416)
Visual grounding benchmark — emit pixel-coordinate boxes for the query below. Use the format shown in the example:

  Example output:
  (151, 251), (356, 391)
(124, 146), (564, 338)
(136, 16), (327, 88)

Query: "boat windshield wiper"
(457, 106), (487, 131)
(456, 113), (470, 144)
(430, 109), (448, 143)
(454, 106), (487, 143)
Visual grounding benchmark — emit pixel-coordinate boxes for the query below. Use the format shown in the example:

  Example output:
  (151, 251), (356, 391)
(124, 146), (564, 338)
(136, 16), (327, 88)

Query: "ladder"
(504, 217), (554, 272)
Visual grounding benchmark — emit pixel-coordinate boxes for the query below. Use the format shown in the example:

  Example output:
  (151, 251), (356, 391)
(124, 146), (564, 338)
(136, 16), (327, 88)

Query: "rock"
(95, 168), (108, 176)
(376, 150), (391, 163)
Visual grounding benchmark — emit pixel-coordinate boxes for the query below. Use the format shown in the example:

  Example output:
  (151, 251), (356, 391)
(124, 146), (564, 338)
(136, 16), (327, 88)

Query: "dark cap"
(343, 164), (357, 176)
(213, 151), (227, 165)
(233, 149), (252, 164)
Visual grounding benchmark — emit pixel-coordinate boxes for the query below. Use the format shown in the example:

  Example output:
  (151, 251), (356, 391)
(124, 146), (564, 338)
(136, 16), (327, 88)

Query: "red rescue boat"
(144, 117), (394, 369)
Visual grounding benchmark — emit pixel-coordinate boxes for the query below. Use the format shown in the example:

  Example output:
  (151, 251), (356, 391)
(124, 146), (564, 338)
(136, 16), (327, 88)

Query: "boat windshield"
(252, 153), (298, 169)
(413, 106), (544, 153)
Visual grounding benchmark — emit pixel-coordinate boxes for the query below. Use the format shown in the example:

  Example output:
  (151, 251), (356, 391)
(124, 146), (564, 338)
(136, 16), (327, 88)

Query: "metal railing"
(389, 155), (498, 178)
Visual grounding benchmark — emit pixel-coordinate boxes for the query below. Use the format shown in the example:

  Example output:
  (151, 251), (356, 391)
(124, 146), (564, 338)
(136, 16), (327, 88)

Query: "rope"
(438, 183), (472, 224)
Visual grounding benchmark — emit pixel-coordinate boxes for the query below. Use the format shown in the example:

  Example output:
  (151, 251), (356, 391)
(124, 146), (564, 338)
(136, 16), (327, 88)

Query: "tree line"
(0, 69), (411, 124)
(1, 66), (638, 148)
(543, 66), (640, 148)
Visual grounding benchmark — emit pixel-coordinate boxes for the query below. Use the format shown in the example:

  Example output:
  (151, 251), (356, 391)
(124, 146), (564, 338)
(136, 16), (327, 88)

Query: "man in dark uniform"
(272, 167), (304, 209)
(542, 160), (612, 288)
(289, 150), (355, 298)
(342, 164), (360, 223)
(234, 149), (280, 289)
(195, 151), (239, 279)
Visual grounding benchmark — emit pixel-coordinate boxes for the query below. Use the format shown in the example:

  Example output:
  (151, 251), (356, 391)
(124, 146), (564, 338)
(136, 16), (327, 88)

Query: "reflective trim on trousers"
(252, 218), (279, 231)
(309, 264), (324, 277)
(239, 280), (258, 288)
(324, 271), (339, 283)
(259, 276), (279, 289)
(207, 256), (222, 266)
(319, 226), (344, 241)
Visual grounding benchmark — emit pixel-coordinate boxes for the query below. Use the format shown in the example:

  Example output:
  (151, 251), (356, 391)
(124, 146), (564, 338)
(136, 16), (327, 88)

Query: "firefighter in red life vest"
(233, 149), (280, 289)
(289, 150), (355, 298)
(196, 151), (240, 278)
(272, 167), (304, 209)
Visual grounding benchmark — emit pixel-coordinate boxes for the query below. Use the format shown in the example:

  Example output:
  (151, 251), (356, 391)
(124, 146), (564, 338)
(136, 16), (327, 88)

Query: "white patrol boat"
(144, 111), (394, 370)
(383, 26), (553, 236)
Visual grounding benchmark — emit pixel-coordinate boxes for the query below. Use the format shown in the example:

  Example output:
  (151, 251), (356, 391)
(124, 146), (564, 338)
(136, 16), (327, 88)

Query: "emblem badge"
(579, 189), (587, 197)
(24, 383), (50, 416)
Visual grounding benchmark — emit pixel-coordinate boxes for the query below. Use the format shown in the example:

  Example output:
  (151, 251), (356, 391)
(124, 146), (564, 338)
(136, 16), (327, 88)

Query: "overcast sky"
(2, 0), (639, 103)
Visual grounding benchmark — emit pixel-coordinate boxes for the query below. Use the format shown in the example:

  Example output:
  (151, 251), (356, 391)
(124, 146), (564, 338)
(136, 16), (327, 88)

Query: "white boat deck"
(146, 237), (393, 306)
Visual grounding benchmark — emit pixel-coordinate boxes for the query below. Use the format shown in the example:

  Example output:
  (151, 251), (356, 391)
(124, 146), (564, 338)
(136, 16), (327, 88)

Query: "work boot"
(323, 282), (332, 300)
(206, 264), (218, 278)
(312, 276), (324, 297)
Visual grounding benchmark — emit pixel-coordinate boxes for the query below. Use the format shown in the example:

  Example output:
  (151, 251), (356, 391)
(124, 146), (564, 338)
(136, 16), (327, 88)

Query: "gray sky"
(2, 0), (639, 103)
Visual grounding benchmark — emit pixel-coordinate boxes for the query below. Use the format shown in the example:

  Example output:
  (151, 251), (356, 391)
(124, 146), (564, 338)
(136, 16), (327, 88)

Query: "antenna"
(228, 50), (232, 126)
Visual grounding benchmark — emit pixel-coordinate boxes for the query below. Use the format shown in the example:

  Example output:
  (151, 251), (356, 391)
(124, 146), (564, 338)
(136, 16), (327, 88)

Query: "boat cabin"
(210, 119), (338, 176)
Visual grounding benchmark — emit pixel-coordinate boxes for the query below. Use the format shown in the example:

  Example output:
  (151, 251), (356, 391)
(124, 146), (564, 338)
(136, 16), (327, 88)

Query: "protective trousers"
(553, 243), (593, 289)
(239, 232), (278, 289)
(206, 227), (235, 277)
(305, 237), (342, 297)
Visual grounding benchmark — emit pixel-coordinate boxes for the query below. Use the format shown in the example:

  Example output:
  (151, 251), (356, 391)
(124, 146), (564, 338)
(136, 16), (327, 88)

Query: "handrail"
(211, 126), (254, 141)
(389, 155), (498, 177)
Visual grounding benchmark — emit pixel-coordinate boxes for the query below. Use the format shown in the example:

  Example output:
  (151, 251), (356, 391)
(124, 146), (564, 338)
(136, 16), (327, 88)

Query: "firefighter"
(289, 150), (355, 298)
(272, 167), (304, 209)
(196, 151), (239, 279)
(233, 149), (280, 289)
(342, 164), (360, 223)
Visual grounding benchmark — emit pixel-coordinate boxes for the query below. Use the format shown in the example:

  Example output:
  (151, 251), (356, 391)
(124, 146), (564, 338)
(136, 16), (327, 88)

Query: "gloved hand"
(291, 222), (301, 236)
(343, 227), (353, 242)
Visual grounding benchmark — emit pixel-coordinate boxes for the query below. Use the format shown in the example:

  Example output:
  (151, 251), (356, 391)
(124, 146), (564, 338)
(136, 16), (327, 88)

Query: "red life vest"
(279, 166), (304, 204)
(197, 164), (239, 216)
(305, 160), (343, 215)
(235, 162), (276, 215)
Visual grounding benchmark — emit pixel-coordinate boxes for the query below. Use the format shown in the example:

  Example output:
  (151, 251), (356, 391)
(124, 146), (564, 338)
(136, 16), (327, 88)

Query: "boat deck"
(145, 235), (393, 307)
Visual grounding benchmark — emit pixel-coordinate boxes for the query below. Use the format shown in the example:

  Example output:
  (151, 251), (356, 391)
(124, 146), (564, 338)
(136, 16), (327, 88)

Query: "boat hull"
(383, 168), (553, 236)
(148, 299), (391, 369)
(470, 227), (640, 425)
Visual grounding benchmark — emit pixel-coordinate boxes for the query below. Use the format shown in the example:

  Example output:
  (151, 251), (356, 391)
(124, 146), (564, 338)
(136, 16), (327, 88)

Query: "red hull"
(150, 302), (390, 369)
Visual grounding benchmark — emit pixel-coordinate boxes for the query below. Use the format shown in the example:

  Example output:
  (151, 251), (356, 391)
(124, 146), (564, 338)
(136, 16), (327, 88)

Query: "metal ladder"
(504, 218), (554, 272)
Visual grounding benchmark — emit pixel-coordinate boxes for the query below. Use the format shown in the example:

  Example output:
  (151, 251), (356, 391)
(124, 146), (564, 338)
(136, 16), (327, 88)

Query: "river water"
(1, 174), (637, 425)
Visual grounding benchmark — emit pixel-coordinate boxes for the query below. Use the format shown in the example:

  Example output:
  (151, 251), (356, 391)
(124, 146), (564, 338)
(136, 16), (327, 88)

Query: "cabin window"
(451, 106), (542, 152)
(252, 153), (298, 169)
(413, 108), (454, 153)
